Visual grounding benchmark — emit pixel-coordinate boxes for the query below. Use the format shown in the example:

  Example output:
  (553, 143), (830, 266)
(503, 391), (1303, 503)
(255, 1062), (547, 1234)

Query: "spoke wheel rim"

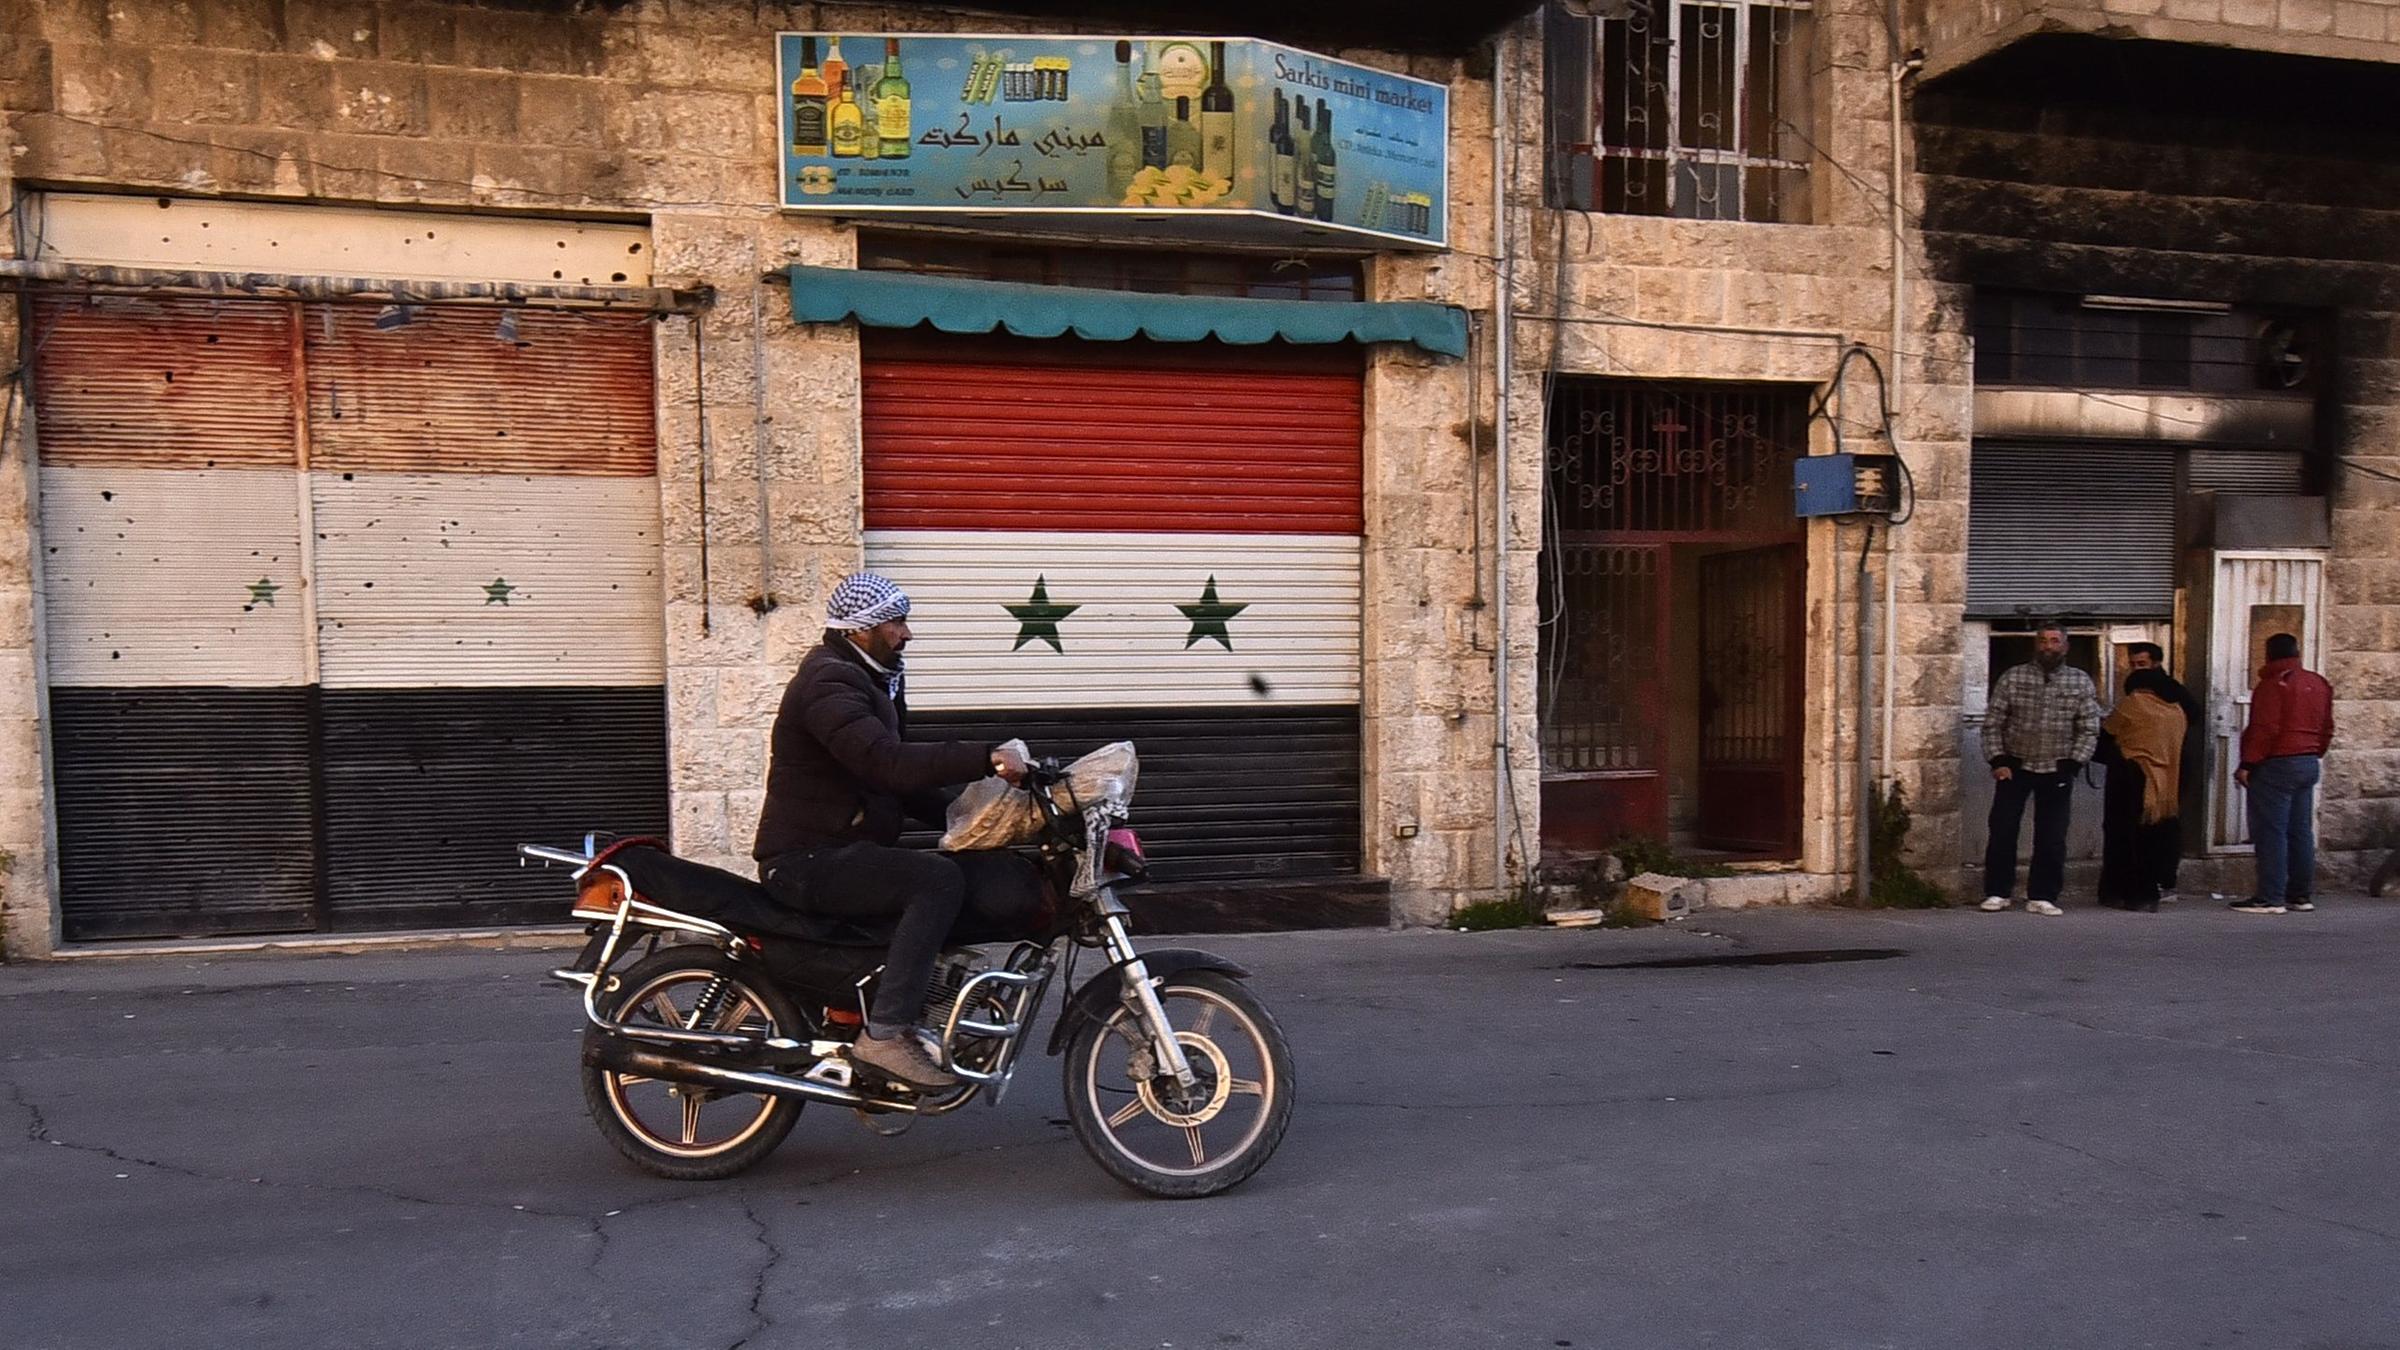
(601, 970), (783, 1160)
(1083, 985), (1275, 1180)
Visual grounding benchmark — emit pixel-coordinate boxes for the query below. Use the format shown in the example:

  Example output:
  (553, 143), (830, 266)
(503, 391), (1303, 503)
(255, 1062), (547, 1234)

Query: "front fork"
(1097, 897), (1197, 1088)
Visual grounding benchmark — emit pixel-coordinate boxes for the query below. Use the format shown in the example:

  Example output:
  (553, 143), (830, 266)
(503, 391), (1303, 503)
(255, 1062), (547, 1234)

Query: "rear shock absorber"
(687, 976), (734, 1032)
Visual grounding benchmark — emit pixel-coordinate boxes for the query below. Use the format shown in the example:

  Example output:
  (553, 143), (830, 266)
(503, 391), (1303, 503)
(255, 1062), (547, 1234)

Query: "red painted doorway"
(1538, 382), (1807, 861)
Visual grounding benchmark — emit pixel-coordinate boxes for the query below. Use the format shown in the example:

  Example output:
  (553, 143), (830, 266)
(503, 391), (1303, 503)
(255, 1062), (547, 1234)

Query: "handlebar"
(518, 843), (594, 867)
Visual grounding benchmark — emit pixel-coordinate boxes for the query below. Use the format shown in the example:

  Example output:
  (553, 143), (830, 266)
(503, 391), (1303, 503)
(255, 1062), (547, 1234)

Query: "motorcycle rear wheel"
(581, 946), (804, 1181)
(1063, 971), (1294, 1199)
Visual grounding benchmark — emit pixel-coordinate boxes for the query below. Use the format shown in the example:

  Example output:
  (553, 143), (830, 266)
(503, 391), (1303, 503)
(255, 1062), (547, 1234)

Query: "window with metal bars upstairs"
(1546, 0), (1813, 223)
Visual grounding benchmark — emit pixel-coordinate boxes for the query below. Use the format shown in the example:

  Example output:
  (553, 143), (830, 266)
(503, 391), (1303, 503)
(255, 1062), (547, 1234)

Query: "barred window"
(1548, 0), (1812, 223)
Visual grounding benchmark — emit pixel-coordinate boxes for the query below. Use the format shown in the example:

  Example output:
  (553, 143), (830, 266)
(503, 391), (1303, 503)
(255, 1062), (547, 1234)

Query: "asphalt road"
(4, 899), (2397, 1350)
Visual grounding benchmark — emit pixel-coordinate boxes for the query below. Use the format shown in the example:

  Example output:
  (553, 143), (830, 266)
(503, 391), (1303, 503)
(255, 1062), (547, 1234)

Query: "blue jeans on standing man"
(2246, 754), (2322, 905)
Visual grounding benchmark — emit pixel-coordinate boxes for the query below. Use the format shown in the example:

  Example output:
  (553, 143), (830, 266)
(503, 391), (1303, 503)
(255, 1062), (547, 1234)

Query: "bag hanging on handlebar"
(938, 741), (1141, 851)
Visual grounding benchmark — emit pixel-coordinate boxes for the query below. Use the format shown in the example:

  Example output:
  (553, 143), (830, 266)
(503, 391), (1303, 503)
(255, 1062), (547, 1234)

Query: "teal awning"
(783, 265), (1468, 359)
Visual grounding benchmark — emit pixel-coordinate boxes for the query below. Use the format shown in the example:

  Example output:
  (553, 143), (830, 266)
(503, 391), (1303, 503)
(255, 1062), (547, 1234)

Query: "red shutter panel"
(30, 296), (299, 470)
(862, 334), (1364, 535)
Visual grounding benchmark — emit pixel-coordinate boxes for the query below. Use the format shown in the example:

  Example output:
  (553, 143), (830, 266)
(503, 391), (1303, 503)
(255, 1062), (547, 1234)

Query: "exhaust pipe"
(584, 1038), (911, 1113)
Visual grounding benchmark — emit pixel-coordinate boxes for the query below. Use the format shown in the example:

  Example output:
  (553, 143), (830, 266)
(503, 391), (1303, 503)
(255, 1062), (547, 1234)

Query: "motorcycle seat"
(606, 845), (873, 944)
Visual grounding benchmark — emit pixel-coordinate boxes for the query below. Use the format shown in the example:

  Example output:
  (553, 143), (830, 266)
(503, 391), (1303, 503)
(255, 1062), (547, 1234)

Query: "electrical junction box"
(1793, 452), (1899, 518)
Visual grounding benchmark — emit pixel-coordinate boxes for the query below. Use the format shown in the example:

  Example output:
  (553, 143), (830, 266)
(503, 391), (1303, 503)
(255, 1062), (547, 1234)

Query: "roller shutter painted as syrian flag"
(32, 296), (667, 940)
(862, 333), (1365, 884)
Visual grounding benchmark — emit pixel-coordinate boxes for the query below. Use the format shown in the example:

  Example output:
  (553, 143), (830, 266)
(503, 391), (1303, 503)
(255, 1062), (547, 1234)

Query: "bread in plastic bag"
(939, 740), (1043, 850)
(937, 741), (1141, 851)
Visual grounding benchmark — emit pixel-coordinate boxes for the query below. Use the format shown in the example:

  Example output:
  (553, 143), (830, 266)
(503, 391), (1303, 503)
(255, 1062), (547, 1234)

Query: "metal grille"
(1547, 380), (1804, 537)
(1597, 1), (1809, 222)
(1699, 548), (1792, 763)
(1539, 544), (1664, 775)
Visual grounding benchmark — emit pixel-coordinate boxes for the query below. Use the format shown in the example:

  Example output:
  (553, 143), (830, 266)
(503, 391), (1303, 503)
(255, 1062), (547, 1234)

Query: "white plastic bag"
(1051, 741), (1138, 816)
(939, 740), (1044, 851)
(936, 741), (1142, 851)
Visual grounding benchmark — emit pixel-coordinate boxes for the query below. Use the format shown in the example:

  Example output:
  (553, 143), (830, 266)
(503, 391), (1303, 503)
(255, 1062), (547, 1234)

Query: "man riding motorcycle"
(751, 572), (1037, 1090)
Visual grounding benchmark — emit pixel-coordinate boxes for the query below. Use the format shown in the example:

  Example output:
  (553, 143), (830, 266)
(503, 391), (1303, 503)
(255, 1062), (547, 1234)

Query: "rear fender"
(1044, 947), (1250, 1057)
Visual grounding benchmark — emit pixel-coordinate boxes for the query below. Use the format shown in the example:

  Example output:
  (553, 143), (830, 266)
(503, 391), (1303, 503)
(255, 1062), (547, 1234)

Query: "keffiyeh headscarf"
(825, 573), (911, 631)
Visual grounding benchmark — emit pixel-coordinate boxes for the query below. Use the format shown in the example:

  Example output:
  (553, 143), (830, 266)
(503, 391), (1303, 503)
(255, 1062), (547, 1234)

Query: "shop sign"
(774, 32), (1449, 248)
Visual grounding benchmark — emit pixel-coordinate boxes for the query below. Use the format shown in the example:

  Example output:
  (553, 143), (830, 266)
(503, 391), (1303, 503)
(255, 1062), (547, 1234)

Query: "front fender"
(1044, 947), (1251, 1057)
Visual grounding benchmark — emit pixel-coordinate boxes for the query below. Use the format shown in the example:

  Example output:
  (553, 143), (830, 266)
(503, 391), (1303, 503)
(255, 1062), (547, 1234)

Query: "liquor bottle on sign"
(1313, 100), (1337, 221)
(1168, 96), (1199, 169)
(1200, 40), (1235, 181)
(822, 37), (848, 110)
(1106, 40), (1141, 199)
(791, 36), (829, 155)
(831, 77), (863, 158)
(875, 39), (912, 158)
(1138, 71), (1167, 170)
(858, 65), (882, 158)
(1269, 90), (1295, 213)
(1293, 101), (1317, 217)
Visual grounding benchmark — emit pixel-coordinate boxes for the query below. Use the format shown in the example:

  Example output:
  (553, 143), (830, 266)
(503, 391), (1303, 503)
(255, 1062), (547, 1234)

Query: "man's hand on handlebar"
(991, 742), (1030, 785)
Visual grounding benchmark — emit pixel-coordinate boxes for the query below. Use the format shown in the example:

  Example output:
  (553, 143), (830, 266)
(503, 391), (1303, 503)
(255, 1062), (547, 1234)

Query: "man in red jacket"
(2231, 632), (2335, 915)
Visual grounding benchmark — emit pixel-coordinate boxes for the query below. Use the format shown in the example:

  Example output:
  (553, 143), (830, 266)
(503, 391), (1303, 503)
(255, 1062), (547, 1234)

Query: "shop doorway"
(1539, 382), (1808, 861)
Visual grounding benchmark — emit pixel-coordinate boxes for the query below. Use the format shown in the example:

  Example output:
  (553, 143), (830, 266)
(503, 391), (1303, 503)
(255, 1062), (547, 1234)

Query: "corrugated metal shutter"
(303, 305), (657, 475)
(319, 687), (668, 928)
(910, 706), (1362, 882)
(1967, 440), (2177, 619)
(863, 333), (1365, 889)
(868, 530), (1361, 709)
(863, 334), (1363, 534)
(305, 308), (667, 928)
(32, 292), (667, 940)
(31, 296), (317, 941)
(48, 690), (319, 940)
(29, 296), (299, 469)
(2190, 448), (2307, 495)
(311, 473), (663, 688)
(38, 465), (310, 687)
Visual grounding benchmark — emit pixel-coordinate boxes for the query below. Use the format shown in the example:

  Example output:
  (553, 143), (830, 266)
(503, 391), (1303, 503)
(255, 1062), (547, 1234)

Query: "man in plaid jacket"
(1979, 623), (2102, 916)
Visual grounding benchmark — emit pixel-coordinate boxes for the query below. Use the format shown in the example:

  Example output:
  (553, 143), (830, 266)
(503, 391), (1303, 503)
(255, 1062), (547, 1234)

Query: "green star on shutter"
(1005, 575), (1079, 653)
(245, 578), (279, 608)
(483, 577), (516, 606)
(1178, 575), (1248, 651)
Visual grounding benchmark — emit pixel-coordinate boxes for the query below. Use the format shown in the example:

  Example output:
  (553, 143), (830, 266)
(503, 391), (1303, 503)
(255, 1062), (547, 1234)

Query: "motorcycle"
(519, 748), (1294, 1198)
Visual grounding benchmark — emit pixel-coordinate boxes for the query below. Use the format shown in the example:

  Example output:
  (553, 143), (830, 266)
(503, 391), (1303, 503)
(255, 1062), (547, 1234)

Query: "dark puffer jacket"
(751, 638), (994, 861)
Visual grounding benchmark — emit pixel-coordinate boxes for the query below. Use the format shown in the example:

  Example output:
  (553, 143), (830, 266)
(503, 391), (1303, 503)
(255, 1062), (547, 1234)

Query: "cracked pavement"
(4, 902), (2399, 1349)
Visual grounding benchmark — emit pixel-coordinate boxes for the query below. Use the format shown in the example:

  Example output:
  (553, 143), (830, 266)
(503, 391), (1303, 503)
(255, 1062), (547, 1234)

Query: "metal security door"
(2206, 550), (2324, 852)
(1697, 544), (1803, 854)
(1539, 543), (1669, 850)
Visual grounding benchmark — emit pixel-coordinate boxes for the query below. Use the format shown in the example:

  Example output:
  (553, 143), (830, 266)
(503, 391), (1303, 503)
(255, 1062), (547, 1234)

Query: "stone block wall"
(1915, 0), (2400, 76)
(1508, 0), (1974, 888)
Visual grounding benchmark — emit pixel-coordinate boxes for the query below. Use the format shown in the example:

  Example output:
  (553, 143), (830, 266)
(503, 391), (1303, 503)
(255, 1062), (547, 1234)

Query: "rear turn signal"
(572, 871), (624, 920)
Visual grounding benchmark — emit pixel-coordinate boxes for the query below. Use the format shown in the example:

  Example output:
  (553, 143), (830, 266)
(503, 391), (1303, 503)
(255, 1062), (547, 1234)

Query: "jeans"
(2246, 754), (2322, 904)
(1984, 768), (2076, 904)
(759, 843), (1050, 1038)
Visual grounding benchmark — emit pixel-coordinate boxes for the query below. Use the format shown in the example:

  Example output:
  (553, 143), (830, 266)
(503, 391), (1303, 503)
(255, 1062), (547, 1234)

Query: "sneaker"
(2157, 891), (2180, 904)
(1979, 896), (2012, 912)
(2228, 900), (2286, 915)
(850, 1030), (959, 1090)
(2026, 900), (2064, 917)
(2286, 900), (2316, 913)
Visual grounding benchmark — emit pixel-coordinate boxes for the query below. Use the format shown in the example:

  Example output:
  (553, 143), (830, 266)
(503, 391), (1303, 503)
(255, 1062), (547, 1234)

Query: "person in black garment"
(751, 573), (1030, 1091)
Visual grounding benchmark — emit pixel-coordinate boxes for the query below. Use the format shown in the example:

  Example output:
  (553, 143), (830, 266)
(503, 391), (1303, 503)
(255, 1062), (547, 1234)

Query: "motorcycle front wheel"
(581, 946), (804, 1181)
(1063, 971), (1294, 1198)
